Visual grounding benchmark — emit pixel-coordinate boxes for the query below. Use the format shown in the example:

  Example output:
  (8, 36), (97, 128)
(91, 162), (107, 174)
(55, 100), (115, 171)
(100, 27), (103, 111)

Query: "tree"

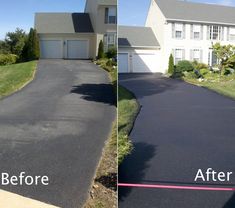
(97, 40), (104, 59)
(213, 43), (235, 75)
(26, 28), (40, 60)
(168, 53), (174, 74)
(5, 28), (27, 57)
(0, 40), (10, 54)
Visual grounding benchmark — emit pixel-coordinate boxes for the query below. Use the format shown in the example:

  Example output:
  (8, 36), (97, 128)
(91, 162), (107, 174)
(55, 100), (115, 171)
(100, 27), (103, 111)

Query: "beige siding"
(38, 33), (96, 59)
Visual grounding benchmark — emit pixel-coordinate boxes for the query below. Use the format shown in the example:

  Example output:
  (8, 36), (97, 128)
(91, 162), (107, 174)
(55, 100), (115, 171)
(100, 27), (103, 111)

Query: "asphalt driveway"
(119, 73), (235, 208)
(0, 60), (116, 208)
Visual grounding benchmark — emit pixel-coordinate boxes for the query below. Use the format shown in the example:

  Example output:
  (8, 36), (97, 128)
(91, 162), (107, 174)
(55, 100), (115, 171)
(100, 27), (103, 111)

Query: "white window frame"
(105, 7), (117, 24)
(192, 49), (201, 62)
(103, 32), (117, 51)
(209, 25), (223, 40)
(175, 23), (183, 39)
(174, 48), (184, 64)
(229, 27), (235, 42)
(193, 25), (201, 40)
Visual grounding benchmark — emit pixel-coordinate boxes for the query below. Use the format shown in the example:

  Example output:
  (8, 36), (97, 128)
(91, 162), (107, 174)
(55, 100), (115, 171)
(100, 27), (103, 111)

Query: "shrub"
(184, 71), (199, 79)
(168, 54), (174, 74)
(26, 28), (40, 61)
(200, 68), (210, 76)
(97, 40), (104, 59)
(192, 60), (208, 70)
(106, 47), (117, 59)
(176, 60), (194, 73)
(0, 54), (18, 65)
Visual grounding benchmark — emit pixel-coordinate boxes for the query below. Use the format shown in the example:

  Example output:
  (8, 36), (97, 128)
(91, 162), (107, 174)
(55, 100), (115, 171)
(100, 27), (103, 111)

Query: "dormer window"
(105, 7), (117, 24)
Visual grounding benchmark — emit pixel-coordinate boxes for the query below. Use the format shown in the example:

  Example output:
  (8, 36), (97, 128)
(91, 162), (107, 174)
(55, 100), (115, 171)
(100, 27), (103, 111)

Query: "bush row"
(0, 54), (18, 66)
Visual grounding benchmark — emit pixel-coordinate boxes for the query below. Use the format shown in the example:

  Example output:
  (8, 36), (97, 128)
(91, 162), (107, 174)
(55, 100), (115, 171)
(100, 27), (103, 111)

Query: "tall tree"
(27, 28), (40, 60)
(5, 28), (26, 57)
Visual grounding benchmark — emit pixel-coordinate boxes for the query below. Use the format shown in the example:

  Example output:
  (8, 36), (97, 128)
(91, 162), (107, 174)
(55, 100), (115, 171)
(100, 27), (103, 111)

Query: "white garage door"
(67, 40), (89, 59)
(40, 40), (63, 59)
(118, 53), (129, 73)
(133, 53), (158, 73)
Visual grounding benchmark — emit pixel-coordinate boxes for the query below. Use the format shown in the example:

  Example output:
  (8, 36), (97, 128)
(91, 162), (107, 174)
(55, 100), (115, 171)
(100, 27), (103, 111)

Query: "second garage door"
(132, 53), (158, 73)
(67, 40), (89, 59)
(40, 40), (63, 59)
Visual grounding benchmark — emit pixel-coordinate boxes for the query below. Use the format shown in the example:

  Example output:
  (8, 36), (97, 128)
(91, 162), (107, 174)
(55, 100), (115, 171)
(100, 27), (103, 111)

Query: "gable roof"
(156, 0), (235, 25)
(35, 13), (94, 34)
(118, 26), (160, 48)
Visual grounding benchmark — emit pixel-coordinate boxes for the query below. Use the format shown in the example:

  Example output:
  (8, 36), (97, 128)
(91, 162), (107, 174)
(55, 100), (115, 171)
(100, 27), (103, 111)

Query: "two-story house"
(146, 0), (235, 72)
(35, 0), (117, 59)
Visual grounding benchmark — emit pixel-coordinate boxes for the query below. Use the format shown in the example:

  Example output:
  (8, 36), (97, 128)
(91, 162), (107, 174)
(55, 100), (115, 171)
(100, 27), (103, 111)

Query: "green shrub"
(26, 28), (40, 61)
(0, 54), (18, 65)
(97, 40), (105, 59)
(184, 71), (199, 79)
(200, 68), (210, 76)
(168, 54), (174, 74)
(192, 60), (208, 70)
(176, 60), (194, 73)
(106, 47), (117, 59)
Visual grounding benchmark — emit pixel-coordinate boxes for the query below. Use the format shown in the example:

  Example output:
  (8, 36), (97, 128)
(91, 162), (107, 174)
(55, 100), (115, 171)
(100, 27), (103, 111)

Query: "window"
(192, 25), (201, 39)
(105, 7), (117, 24)
(192, 49), (201, 62)
(103, 32), (117, 51)
(175, 23), (183, 39)
(229, 27), (235, 41)
(208, 25), (223, 40)
(174, 49), (184, 64)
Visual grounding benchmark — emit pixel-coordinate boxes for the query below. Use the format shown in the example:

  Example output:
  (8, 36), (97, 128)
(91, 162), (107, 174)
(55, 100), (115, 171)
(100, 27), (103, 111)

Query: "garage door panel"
(67, 40), (89, 59)
(133, 53), (159, 73)
(40, 40), (63, 59)
(118, 53), (129, 73)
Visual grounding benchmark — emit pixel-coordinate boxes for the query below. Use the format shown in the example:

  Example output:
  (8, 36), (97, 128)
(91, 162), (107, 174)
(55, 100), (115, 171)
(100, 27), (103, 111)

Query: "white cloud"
(217, 0), (234, 6)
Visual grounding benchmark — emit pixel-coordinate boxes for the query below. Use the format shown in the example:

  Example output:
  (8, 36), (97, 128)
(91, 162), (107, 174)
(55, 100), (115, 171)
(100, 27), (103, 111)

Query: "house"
(119, 0), (235, 73)
(118, 26), (162, 73)
(35, 0), (117, 59)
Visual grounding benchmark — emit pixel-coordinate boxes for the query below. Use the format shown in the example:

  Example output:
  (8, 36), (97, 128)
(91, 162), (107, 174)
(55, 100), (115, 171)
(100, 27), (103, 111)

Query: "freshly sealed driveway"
(0, 60), (116, 208)
(119, 74), (235, 208)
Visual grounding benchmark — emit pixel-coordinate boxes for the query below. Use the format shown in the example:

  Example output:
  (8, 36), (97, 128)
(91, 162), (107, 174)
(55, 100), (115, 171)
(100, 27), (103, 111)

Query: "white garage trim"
(118, 53), (129, 73)
(66, 39), (89, 59)
(40, 40), (63, 59)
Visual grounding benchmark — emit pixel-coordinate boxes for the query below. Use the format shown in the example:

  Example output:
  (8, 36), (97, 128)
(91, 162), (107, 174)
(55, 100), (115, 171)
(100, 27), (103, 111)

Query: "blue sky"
(118, 0), (235, 26)
(0, 0), (86, 40)
(0, 0), (235, 40)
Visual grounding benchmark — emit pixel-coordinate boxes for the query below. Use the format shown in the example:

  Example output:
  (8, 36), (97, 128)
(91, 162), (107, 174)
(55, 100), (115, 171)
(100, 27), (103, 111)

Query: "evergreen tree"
(168, 53), (174, 74)
(97, 40), (104, 59)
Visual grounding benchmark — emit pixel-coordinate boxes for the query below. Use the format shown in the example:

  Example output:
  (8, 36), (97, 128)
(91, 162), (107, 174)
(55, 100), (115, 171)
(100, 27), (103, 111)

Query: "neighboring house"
(119, 0), (235, 73)
(118, 26), (162, 73)
(35, 0), (117, 59)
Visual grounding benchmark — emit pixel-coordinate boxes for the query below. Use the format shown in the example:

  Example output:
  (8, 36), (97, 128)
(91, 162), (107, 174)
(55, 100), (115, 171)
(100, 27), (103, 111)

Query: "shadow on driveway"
(71, 84), (116, 106)
(118, 142), (157, 201)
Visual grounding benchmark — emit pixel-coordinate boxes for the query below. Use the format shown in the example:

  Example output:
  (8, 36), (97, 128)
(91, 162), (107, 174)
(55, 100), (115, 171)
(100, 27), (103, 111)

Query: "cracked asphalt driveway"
(0, 60), (116, 208)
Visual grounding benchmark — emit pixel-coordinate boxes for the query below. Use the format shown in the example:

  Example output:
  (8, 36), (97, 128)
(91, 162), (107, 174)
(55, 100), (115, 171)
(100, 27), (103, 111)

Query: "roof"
(118, 26), (160, 48)
(35, 13), (94, 34)
(156, 0), (235, 25)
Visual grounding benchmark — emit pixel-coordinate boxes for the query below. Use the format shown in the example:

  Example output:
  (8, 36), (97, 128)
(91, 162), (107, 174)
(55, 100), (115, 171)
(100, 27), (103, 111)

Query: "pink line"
(118, 183), (235, 191)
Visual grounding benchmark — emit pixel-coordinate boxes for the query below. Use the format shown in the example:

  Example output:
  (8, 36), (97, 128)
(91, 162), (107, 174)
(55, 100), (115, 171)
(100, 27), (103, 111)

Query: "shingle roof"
(35, 13), (94, 34)
(118, 26), (160, 48)
(156, 0), (235, 25)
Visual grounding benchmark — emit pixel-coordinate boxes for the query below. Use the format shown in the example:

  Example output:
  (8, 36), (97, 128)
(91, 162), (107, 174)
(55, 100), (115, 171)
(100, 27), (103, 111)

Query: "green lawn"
(0, 61), (37, 98)
(184, 74), (235, 100)
(118, 85), (140, 165)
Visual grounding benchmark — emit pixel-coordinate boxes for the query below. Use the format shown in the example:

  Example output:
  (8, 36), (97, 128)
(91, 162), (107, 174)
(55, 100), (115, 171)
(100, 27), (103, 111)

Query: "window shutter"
(221, 27), (224, 41)
(200, 50), (203, 62)
(227, 27), (230, 41)
(182, 49), (185, 60)
(190, 49), (193, 61)
(207, 26), (210, 40)
(201, 25), (203, 40)
(105, 8), (108, 24)
(172, 23), (175, 38)
(190, 25), (193, 39)
(183, 24), (186, 39)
